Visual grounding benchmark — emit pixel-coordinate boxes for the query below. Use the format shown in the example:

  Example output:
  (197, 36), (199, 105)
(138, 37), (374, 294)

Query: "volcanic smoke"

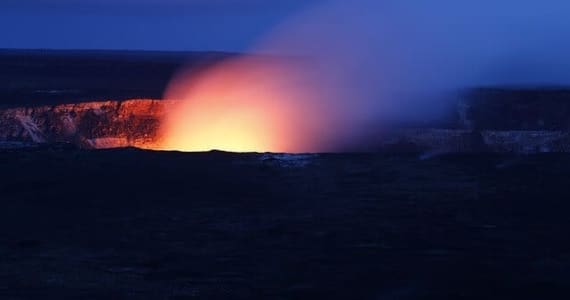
(158, 0), (570, 153)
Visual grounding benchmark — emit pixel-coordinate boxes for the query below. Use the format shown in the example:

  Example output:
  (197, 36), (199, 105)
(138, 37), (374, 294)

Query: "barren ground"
(1, 148), (569, 299)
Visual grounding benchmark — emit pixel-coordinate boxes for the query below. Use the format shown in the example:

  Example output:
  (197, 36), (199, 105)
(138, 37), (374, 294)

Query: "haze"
(156, 0), (570, 152)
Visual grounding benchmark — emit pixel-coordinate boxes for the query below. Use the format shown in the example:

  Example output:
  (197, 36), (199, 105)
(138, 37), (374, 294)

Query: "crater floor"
(1, 148), (569, 299)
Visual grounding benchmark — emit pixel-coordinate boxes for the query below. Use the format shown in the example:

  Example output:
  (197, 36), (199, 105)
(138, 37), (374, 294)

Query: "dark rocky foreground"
(1, 147), (570, 299)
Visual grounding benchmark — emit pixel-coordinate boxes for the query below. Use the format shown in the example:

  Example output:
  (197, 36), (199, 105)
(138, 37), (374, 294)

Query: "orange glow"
(157, 57), (332, 153)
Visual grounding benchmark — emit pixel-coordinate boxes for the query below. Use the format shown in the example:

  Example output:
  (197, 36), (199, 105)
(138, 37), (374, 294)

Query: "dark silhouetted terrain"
(0, 49), (233, 107)
(1, 148), (570, 299)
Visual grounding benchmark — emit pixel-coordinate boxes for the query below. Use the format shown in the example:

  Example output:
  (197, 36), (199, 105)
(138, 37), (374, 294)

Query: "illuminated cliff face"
(0, 100), (171, 149)
(158, 58), (333, 153)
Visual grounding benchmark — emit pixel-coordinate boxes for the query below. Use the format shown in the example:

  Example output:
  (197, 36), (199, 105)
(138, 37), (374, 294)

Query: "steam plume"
(160, 0), (570, 152)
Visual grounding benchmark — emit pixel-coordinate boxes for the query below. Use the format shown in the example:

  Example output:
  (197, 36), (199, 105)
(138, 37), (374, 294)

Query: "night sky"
(0, 0), (320, 51)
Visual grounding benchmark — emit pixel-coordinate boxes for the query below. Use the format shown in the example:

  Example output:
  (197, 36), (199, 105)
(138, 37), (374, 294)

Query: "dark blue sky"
(0, 0), (320, 51)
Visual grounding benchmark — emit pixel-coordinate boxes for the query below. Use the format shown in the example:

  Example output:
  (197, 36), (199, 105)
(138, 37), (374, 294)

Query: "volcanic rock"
(0, 99), (175, 149)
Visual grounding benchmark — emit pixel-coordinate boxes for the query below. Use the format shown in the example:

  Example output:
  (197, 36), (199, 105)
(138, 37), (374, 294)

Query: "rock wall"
(2, 93), (570, 153)
(459, 88), (570, 130)
(379, 129), (570, 153)
(0, 99), (175, 149)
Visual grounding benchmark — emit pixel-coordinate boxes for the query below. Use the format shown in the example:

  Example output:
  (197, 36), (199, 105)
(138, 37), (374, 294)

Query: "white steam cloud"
(162, 0), (570, 152)
(254, 0), (570, 121)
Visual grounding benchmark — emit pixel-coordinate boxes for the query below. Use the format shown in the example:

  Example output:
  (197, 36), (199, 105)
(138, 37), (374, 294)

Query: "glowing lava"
(158, 57), (331, 153)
